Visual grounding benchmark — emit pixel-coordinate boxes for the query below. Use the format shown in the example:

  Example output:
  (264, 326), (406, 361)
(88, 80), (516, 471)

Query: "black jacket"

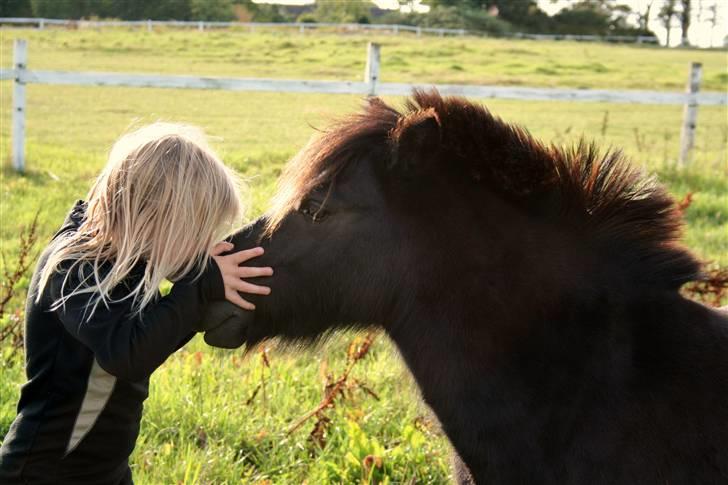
(0, 200), (225, 484)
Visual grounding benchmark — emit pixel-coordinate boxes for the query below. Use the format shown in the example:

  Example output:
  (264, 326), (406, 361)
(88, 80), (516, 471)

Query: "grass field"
(1, 28), (727, 484)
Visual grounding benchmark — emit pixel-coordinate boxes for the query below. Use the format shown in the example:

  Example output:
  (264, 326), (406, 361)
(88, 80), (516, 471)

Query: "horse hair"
(267, 89), (701, 290)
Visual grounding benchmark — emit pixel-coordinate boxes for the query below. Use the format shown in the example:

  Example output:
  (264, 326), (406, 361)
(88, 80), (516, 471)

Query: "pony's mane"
(268, 89), (701, 289)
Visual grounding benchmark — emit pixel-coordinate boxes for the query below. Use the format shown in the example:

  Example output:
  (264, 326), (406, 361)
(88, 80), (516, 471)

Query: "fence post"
(198, 21), (204, 32)
(679, 62), (702, 166)
(416, 26), (422, 37)
(364, 42), (380, 97)
(39, 18), (45, 30)
(147, 19), (152, 32)
(299, 23), (305, 34)
(12, 39), (27, 173)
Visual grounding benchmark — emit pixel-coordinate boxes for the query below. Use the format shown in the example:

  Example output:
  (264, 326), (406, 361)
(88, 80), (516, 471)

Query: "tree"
(706, 2), (719, 48)
(101, 0), (144, 20)
(190, 0), (233, 21)
(394, 0), (426, 13)
(143, 0), (193, 20)
(679, 0), (691, 45)
(309, 0), (371, 24)
(430, 0), (550, 32)
(551, 1), (612, 35)
(30, 0), (92, 18)
(0, 0), (33, 17)
(26, 0), (196, 20)
(637, 0), (655, 30)
(657, 0), (678, 46)
(230, 0), (294, 23)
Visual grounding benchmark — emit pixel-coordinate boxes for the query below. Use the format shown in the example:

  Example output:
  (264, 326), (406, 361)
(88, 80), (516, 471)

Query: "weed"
(0, 212), (40, 353)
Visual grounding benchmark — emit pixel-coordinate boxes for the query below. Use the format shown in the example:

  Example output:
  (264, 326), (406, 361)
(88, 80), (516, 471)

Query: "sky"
(252, 0), (728, 48)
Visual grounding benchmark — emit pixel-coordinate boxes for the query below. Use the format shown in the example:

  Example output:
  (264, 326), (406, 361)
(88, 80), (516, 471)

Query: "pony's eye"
(298, 200), (329, 222)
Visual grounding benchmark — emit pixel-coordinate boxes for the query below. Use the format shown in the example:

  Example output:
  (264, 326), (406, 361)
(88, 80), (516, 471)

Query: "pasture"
(1, 28), (727, 484)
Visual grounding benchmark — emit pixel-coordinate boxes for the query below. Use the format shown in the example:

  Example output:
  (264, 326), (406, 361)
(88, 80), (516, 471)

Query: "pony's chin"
(204, 320), (249, 349)
(202, 302), (254, 349)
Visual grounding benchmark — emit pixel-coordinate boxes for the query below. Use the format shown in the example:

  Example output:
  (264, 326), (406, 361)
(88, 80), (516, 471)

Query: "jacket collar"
(53, 199), (87, 240)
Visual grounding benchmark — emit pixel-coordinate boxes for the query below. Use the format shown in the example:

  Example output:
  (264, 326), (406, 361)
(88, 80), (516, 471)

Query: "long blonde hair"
(37, 122), (242, 319)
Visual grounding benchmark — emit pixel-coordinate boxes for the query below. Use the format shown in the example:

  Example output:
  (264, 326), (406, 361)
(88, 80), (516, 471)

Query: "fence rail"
(4, 39), (723, 173)
(2, 68), (723, 106)
(0, 17), (660, 44)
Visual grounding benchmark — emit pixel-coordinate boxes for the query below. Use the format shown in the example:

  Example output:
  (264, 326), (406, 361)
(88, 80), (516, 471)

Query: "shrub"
(190, 0), (235, 22)
(387, 6), (512, 36)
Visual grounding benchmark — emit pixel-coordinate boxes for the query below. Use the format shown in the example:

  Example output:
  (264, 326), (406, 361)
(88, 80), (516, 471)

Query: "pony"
(205, 90), (728, 484)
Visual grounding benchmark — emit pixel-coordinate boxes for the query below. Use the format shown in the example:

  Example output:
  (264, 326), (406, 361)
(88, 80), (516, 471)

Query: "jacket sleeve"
(51, 260), (225, 381)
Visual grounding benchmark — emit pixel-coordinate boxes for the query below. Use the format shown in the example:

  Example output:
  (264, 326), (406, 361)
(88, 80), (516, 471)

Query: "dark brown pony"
(205, 90), (728, 484)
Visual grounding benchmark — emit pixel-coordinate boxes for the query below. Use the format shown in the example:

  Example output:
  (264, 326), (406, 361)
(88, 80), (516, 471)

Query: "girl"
(0, 123), (271, 484)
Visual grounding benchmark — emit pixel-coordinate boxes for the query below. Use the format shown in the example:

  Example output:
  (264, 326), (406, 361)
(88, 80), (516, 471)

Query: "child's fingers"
(238, 266), (273, 278)
(231, 247), (264, 263)
(225, 289), (255, 311)
(211, 241), (234, 256)
(227, 278), (271, 295)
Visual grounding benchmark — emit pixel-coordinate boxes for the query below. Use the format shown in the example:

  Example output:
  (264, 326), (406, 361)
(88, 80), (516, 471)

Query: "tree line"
(1, 0), (720, 46)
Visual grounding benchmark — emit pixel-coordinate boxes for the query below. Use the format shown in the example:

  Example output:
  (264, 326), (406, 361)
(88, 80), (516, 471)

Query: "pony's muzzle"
(202, 300), (252, 349)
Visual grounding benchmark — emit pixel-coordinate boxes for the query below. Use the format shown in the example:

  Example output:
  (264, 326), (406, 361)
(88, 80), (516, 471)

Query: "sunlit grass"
(1, 28), (726, 91)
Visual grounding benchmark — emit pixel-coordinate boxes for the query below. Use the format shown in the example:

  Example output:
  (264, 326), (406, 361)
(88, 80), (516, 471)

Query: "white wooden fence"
(2, 39), (725, 172)
(0, 17), (660, 44)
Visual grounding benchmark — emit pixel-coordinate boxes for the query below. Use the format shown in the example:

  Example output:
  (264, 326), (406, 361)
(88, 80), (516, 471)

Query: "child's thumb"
(211, 241), (234, 256)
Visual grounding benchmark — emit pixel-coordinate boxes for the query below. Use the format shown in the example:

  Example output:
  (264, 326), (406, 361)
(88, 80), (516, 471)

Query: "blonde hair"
(37, 122), (242, 319)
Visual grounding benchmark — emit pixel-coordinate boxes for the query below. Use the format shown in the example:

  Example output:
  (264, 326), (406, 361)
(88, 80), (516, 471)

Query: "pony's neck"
(387, 292), (626, 481)
(385, 219), (635, 481)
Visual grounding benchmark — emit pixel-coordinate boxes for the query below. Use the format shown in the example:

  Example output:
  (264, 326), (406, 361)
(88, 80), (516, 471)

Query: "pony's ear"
(389, 108), (442, 175)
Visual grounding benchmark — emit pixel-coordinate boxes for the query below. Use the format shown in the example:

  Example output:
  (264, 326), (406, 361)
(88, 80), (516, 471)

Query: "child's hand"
(211, 241), (273, 310)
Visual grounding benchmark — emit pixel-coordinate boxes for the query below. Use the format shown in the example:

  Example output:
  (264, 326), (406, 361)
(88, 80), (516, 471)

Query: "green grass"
(1, 336), (449, 484)
(1, 29), (727, 91)
(1, 28), (726, 484)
